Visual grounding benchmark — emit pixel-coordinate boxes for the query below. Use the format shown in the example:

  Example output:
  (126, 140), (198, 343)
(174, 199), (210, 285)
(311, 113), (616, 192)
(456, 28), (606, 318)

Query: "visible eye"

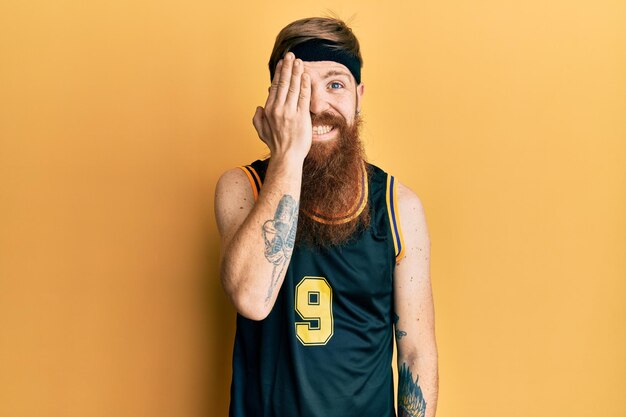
(329, 81), (344, 90)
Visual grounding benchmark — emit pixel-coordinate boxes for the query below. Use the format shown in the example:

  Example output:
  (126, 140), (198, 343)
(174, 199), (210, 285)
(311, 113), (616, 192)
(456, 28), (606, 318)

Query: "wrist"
(268, 153), (305, 173)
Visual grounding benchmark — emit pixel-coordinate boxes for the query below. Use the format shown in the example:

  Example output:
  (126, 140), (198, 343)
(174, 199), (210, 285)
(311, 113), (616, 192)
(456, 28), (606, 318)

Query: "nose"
(308, 84), (329, 116)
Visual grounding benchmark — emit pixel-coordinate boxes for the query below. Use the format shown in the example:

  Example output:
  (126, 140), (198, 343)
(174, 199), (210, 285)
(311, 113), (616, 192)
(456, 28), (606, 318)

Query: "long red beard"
(297, 111), (370, 247)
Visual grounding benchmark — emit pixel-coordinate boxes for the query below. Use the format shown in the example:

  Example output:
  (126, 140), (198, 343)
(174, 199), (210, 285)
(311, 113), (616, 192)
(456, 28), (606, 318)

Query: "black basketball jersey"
(229, 158), (405, 417)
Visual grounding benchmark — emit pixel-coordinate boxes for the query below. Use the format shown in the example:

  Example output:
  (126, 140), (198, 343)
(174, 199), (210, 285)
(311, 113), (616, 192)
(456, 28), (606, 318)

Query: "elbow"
(398, 345), (438, 367)
(221, 266), (271, 321)
(234, 298), (271, 321)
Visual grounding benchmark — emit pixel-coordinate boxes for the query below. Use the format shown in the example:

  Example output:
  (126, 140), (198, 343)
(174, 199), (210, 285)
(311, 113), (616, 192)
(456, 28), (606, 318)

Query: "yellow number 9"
(295, 276), (334, 346)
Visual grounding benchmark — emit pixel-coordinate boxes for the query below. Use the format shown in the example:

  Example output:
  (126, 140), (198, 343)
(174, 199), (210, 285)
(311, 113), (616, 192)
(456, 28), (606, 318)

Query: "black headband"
(270, 38), (361, 85)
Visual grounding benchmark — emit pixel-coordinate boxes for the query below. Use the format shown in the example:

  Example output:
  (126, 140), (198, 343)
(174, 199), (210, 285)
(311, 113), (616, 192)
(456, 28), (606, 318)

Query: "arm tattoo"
(394, 313), (407, 340)
(398, 363), (427, 417)
(262, 195), (298, 303)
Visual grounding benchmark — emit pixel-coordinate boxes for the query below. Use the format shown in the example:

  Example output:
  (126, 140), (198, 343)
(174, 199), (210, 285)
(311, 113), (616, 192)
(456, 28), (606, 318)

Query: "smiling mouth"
(312, 125), (335, 136)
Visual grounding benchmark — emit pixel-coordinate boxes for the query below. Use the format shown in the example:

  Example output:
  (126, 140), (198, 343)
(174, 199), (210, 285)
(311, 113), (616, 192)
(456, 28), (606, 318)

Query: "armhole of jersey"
(386, 174), (406, 262)
(237, 165), (262, 202)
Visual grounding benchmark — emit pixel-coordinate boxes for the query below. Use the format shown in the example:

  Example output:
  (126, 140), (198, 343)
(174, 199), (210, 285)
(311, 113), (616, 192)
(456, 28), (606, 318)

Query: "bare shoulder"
(395, 181), (426, 212)
(214, 167), (256, 240)
(216, 167), (251, 196)
(395, 180), (428, 228)
(394, 180), (430, 261)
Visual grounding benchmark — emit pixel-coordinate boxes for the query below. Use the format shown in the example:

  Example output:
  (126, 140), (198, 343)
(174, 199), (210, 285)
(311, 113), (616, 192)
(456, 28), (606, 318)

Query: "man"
(215, 16), (438, 417)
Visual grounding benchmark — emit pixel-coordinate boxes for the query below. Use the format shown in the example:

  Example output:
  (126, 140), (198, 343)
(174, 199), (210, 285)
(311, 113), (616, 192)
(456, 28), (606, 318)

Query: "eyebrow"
(323, 69), (352, 83)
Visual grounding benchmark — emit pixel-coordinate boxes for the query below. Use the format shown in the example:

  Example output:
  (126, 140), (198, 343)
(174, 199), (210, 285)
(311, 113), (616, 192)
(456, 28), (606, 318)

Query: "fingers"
(267, 52), (308, 114)
(297, 73), (311, 113)
(258, 52), (310, 152)
(265, 60), (283, 109)
(284, 57), (303, 109)
(252, 106), (271, 143)
(252, 106), (264, 139)
(274, 52), (296, 107)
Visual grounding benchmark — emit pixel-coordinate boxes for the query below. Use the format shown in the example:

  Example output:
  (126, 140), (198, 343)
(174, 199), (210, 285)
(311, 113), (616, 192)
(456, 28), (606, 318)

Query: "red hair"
(268, 15), (363, 83)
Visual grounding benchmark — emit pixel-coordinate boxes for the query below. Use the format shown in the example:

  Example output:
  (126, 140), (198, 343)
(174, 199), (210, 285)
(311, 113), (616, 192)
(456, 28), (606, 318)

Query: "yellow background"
(1, 1), (625, 416)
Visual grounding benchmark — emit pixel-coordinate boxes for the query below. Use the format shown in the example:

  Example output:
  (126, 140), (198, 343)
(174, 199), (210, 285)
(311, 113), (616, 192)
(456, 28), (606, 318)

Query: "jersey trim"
(303, 161), (369, 225)
(386, 174), (405, 262)
(238, 165), (262, 201)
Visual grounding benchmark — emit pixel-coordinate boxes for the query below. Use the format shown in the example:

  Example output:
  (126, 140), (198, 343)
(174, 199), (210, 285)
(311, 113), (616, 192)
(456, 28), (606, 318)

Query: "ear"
(356, 82), (365, 113)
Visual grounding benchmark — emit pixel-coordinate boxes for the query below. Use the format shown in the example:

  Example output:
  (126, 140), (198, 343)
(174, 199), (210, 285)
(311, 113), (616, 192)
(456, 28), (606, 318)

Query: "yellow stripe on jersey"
(386, 174), (406, 262)
(303, 161), (368, 225)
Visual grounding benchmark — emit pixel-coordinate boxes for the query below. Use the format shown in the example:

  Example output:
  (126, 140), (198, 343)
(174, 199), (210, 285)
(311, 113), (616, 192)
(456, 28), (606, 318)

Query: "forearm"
(221, 156), (303, 320)
(397, 353), (438, 417)
(220, 53), (312, 320)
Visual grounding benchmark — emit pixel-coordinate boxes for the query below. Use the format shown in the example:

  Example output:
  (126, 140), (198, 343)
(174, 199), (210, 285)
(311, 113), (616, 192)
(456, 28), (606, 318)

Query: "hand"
(252, 52), (312, 163)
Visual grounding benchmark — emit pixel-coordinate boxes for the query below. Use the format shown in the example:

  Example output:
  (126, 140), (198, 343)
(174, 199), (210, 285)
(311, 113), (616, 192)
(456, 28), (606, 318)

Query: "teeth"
(312, 125), (333, 135)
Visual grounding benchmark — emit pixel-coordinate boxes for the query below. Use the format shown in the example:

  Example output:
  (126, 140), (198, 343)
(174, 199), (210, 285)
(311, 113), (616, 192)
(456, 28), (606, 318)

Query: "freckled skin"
(215, 45), (437, 415)
(392, 180), (436, 416)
